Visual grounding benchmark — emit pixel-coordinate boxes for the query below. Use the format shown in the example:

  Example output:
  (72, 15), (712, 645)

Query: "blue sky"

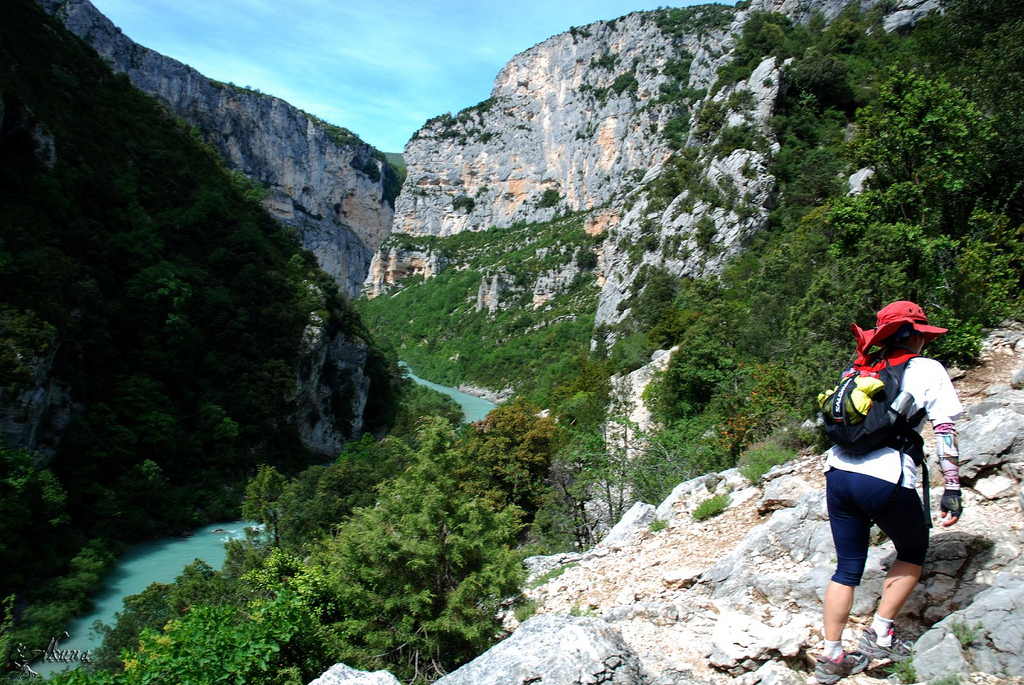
(89, 0), (720, 153)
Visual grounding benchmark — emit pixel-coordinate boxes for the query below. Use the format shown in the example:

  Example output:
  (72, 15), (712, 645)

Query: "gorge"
(4, 0), (1024, 683)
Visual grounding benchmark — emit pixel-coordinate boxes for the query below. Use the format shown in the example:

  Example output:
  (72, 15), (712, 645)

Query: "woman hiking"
(815, 301), (964, 684)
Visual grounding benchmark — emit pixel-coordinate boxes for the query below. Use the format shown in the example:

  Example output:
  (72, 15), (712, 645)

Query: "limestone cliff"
(367, 0), (939, 348)
(38, 0), (396, 298)
(393, 10), (710, 238)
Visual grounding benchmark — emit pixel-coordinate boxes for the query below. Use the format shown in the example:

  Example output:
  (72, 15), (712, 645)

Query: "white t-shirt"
(825, 356), (963, 488)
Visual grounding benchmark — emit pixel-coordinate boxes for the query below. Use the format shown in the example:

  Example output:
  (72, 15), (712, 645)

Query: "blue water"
(32, 522), (253, 678)
(400, 362), (497, 423)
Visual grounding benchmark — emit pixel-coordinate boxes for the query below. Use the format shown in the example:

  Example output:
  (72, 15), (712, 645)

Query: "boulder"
(433, 614), (646, 685)
(974, 475), (1019, 500)
(913, 633), (970, 681)
(307, 663), (400, 685)
(914, 570), (1024, 679)
(735, 660), (805, 685)
(958, 408), (1024, 481)
(966, 387), (1024, 419)
(757, 476), (815, 514)
(600, 501), (656, 550)
(708, 612), (809, 673)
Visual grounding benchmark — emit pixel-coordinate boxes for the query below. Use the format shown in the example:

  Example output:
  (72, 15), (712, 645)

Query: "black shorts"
(826, 468), (929, 586)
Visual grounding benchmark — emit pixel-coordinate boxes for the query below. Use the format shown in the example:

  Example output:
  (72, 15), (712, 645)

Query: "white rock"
(662, 567), (703, 590)
(708, 612), (810, 669)
(974, 475), (1018, 500)
(308, 663), (401, 685)
(847, 167), (874, 195)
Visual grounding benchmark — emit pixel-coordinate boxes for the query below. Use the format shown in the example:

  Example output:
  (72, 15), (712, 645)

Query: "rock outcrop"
(291, 319), (371, 455)
(308, 663), (400, 685)
(369, 6), (731, 297)
(364, 247), (450, 299)
(393, 10), (699, 238)
(38, 0), (395, 298)
(437, 614), (647, 685)
(0, 347), (76, 458)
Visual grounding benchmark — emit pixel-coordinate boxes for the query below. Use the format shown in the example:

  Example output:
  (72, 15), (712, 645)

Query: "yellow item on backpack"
(844, 376), (885, 423)
(818, 376), (885, 424)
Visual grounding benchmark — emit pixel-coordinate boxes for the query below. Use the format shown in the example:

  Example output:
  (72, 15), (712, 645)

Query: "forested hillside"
(0, 0), (400, 654)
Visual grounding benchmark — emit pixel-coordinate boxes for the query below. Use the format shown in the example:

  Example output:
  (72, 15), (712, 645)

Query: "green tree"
(852, 69), (993, 229)
(318, 418), (524, 683)
(464, 398), (563, 519)
(242, 465), (287, 548)
(50, 589), (325, 685)
(90, 560), (238, 673)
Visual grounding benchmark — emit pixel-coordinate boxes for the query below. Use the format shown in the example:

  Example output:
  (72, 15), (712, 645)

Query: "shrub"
(452, 195), (475, 212)
(537, 188), (561, 208)
(885, 658), (916, 684)
(738, 443), (796, 483)
(692, 493), (730, 521)
(514, 599), (539, 623)
(576, 248), (598, 270)
(611, 72), (638, 96)
(528, 562), (577, 589)
(649, 518), (668, 532)
(950, 618), (981, 647)
(929, 676), (961, 685)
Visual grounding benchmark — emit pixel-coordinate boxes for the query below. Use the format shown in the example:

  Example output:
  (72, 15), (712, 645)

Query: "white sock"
(871, 614), (894, 646)
(823, 639), (844, 660)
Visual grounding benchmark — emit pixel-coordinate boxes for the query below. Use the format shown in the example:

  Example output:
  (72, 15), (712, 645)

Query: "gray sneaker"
(858, 626), (913, 661)
(815, 651), (869, 684)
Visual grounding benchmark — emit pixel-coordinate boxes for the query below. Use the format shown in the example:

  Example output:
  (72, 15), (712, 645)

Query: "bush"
(537, 188), (561, 208)
(452, 195), (475, 212)
(738, 443), (796, 483)
(514, 599), (539, 623)
(885, 658), (916, 684)
(576, 248), (598, 270)
(951, 618), (981, 647)
(692, 493), (731, 521)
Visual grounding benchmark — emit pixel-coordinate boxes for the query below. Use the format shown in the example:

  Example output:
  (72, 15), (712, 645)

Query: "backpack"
(818, 351), (927, 464)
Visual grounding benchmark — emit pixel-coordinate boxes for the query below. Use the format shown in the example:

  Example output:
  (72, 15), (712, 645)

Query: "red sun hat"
(851, 300), (947, 360)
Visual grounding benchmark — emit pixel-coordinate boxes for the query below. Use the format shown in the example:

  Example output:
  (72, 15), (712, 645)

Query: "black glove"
(940, 488), (962, 526)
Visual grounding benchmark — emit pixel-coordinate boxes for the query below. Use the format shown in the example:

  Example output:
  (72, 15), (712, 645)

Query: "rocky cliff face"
(393, 10), (705, 238)
(38, 0), (395, 298)
(368, 0), (939, 344)
(366, 4), (737, 298)
(291, 315), (371, 455)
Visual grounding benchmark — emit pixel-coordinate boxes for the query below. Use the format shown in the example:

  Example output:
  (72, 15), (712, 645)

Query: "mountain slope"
(516, 331), (1024, 683)
(0, 0), (398, 637)
(38, 0), (401, 297)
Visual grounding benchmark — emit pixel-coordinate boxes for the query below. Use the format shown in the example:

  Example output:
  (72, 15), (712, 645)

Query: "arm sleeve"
(934, 422), (961, 489)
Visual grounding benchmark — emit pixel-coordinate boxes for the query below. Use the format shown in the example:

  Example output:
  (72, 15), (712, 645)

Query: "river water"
(32, 366), (496, 677)
(32, 522), (253, 678)
(400, 362), (497, 423)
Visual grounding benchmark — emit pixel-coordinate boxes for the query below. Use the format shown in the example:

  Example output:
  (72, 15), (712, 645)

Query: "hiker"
(815, 301), (964, 684)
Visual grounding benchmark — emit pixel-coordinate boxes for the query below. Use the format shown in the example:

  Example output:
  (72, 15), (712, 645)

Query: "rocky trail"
(314, 328), (1024, 685)
(508, 327), (1024, 685)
